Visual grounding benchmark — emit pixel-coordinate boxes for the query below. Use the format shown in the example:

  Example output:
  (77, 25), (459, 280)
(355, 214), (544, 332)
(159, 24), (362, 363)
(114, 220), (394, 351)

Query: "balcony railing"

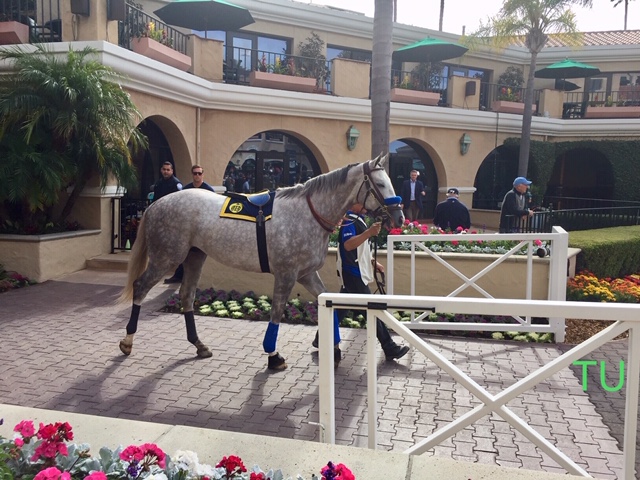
(563, 88), (640, 118)
(118, 2), (188, 56)
(0, 0), (61, 42)
(482, 82), (541, 110)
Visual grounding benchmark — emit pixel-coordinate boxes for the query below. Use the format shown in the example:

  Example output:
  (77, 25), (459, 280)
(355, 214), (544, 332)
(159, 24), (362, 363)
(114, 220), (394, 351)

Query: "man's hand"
(368, 222), (382, 237)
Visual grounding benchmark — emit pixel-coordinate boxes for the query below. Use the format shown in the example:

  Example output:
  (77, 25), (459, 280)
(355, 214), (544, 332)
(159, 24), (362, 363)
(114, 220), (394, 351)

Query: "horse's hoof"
(195, 340), (213, 358)
(119, 340), (132, 356)
(267, 353), (287, 371)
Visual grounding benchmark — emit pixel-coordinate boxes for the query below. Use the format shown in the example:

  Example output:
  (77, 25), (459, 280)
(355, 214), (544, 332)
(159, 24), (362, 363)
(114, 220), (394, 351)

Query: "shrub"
(569, 226), (640, 278)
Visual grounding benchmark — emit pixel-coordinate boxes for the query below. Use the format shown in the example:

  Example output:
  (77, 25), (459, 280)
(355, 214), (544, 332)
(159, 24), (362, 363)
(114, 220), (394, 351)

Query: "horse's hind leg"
(119, 263), (166, 355)
(179, 248), (212, 358)
(264, 272), (297, 371)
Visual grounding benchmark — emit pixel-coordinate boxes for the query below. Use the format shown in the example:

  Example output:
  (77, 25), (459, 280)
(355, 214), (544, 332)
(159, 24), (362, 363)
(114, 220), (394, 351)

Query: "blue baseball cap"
(513, 177), (532, 186)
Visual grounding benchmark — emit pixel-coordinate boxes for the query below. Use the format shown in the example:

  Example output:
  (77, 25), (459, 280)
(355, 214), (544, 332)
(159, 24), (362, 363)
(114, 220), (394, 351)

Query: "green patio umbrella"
(393, 36), (468, 63)
(534, 59), (600, 79)
(154, 0), (255, 37)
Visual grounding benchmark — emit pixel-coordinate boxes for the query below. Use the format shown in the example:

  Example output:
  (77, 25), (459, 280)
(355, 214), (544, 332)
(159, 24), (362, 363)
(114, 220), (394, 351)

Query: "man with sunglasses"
(184, 165), (215, 192)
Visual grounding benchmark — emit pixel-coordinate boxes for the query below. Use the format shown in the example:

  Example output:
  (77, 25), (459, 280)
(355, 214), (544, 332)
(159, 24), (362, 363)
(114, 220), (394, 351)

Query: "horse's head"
(358, 154), (404, 228)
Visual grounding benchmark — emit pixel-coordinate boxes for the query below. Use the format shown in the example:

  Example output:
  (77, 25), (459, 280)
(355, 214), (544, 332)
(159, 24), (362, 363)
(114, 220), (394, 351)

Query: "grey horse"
(119, 154), (404, 370)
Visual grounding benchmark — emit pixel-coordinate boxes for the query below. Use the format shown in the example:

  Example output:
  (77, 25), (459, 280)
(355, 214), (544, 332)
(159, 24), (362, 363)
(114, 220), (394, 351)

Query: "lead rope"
(372, 231), (386, 295)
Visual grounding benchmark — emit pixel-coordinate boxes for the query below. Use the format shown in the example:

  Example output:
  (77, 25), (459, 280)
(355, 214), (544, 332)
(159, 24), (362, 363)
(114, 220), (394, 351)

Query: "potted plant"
(491, 66), (536, 114)
(132, 21), (191, 71)
(250, 54), (316, 92)
(390, 71), (440, 106)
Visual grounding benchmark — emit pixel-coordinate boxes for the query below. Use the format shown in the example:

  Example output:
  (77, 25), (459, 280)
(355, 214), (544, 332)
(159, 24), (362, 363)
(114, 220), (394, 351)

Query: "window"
(327, 46), (371, 63)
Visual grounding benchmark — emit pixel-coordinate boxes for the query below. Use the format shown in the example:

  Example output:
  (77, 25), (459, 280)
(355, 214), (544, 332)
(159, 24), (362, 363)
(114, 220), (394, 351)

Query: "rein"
(358, 162), (403, 222)
(306, 194), (339, 233)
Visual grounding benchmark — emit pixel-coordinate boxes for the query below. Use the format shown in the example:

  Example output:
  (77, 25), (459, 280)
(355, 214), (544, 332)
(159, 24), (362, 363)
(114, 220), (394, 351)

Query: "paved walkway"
(0, 269), (634, 479)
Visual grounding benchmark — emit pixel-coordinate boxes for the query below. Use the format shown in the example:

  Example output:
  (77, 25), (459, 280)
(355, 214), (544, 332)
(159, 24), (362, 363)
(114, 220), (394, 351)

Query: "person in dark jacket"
(499, 177), (534, 233)
(400, 170), (426, 222)
(433, 188), (471, 231)
(151, 162), (183, 283)
(183, 164), (215, 192)
(152, 161), (182, 203)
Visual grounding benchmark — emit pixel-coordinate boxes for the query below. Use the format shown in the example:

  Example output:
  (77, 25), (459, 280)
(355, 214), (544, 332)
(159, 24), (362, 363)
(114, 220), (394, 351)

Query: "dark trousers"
(339, 270), (394, 349)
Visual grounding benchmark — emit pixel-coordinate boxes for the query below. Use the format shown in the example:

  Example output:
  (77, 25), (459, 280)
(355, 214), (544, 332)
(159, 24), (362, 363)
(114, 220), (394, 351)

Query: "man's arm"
(343, 222), (382, 252)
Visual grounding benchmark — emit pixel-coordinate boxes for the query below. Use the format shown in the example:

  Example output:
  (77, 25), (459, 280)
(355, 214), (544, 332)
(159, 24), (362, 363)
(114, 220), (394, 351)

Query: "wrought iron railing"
(110, 197), (148, 253)
(118, 2), (188, 55)
(563, 88), (640, 118)
(0, 0), (61, 42)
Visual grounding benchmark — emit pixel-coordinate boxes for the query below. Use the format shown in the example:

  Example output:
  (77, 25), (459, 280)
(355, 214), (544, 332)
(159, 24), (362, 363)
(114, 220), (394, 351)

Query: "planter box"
(584, 106), (640, 119)
(0, 21), (29, 45)
(132, 37), (191, 72)
(390, 87), (440, 106)
(0, 230), (102, 282)
(249, 70), (316, 93)
(491, 100), (537, 115)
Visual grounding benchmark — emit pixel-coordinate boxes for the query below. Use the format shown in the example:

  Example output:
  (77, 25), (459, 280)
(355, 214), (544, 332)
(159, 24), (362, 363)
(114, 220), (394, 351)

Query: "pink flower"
(120, 445), (144, 463)
(15, 438), (24, 447)
(452, 240), (459, 246)
(534, 239), (542, 246)
(14, 420), (35, 438)
(33, 467), (70, 480)
(456, 226), (463, 232)
(84, 472), (107, 480)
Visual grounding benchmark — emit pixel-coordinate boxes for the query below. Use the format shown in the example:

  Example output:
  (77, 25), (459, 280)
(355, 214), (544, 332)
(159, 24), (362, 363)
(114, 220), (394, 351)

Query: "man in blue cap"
(499, 177), (534, 233)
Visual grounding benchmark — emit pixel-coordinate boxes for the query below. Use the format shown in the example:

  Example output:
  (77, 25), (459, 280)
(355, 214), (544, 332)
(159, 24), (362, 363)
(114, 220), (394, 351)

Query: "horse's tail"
(118, 214), (149, 304)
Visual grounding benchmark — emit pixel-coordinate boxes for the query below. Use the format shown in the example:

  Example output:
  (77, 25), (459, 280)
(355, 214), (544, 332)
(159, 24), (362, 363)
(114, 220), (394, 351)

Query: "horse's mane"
(276, 162), (359, 199)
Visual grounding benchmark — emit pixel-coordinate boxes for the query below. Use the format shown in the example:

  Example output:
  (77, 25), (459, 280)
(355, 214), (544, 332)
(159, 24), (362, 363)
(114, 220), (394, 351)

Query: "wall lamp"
(460, 133), (471, 155)
(346, 125), (360, 151)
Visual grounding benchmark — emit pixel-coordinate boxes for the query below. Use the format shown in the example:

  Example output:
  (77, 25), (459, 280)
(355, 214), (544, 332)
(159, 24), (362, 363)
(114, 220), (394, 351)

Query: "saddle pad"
(220, 191), (275, 222)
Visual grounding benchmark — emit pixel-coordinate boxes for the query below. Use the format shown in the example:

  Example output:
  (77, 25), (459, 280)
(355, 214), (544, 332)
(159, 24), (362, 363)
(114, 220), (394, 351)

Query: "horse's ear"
(379, 153), (389, 167)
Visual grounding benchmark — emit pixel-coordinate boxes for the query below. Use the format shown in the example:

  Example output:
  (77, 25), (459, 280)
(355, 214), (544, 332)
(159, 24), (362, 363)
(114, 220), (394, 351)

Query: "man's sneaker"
(384, 344), (410, 361)
(312, 331), (319, 348)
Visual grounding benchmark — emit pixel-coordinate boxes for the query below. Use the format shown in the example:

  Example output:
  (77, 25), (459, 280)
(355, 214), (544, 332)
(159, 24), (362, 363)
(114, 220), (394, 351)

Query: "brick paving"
(0, 269), (634, 478)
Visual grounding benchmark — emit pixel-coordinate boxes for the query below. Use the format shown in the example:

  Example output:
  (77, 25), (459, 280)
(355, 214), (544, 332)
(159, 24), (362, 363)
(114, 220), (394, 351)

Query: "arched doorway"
(389, 139), (438, 218)
(130, 119), (174, 201)
(225, 130), (321, 193)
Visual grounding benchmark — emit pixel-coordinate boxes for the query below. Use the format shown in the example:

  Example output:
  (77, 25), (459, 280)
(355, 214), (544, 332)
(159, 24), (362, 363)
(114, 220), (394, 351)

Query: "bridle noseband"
(357, 162), (403, 222)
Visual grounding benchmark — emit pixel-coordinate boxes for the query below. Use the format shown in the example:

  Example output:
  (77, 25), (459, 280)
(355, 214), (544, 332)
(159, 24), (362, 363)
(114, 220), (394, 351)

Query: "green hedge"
(569, 225), (640, 278)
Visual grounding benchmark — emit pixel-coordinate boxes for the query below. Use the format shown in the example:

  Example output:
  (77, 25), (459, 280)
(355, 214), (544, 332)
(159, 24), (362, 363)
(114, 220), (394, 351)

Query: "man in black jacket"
(499, 177), (534, 233)
(152, 161), (183, 202)
(433, 188), (471, 231)
(151, 162), (184, 283)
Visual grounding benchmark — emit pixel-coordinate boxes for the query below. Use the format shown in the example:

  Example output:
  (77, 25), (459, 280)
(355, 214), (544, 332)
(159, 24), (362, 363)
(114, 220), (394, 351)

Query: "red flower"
(84, 473), (107, 480)
(216, 455), (247, 476)
(250, 473), (266, 480)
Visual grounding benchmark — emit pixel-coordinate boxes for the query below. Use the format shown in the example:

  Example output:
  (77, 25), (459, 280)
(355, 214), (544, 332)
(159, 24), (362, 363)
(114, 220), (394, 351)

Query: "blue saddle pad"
(220, 191), (275, 223)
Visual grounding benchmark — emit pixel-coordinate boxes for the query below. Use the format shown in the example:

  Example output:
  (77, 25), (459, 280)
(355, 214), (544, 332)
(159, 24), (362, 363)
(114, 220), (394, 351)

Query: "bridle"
(307, 160), (402, 232)
(357, 161), (403, 223)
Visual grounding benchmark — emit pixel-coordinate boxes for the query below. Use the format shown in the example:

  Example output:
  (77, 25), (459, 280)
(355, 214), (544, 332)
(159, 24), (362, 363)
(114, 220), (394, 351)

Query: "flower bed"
(0, 264), (34, 293)
(0, 419), (354, 480)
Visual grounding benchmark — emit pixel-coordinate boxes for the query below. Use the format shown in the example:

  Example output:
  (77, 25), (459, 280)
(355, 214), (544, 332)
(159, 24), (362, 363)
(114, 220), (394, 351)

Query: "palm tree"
(0, 44), (146, 225)
(371, 0), (394, 158)
(611, 0), (635, 30)
(472, 0), (592, 177)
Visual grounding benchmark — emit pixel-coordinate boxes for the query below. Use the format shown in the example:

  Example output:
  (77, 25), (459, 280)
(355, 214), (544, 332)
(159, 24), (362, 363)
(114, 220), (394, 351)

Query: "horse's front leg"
(180, 248), (212, 358)
(264, 272), (297, 370)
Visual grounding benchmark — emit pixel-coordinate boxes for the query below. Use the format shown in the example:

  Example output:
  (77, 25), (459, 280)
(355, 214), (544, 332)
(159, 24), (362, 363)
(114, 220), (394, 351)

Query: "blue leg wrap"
(263, 322), (280, 353)
(334, 311), (341, 345)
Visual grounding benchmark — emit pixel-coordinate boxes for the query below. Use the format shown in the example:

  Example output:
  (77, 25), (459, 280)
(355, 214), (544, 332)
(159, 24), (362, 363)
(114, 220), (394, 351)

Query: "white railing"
(317, 294), (640, 479)
(386, 226), (569, 341)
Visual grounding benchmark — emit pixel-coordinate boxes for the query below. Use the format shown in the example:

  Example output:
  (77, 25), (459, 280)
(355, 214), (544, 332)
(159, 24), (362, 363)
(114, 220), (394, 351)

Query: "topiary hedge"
(569, 225), (640, 278)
